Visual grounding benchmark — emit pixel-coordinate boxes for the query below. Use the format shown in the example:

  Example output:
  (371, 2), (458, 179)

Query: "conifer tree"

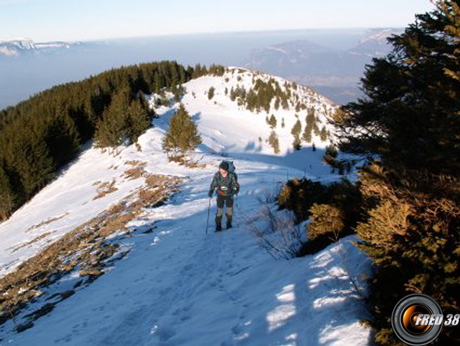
(126, 98), (151, 144)
(154, 73), (163, 93)
(162, 104), (202, 156)
(94, 88), (131, 148)
(12, 130), (55, 196)
(208, 86), (215, 100)
(44, 108), (80, 168)
(291, 119), (302, 150)
(302, 107), (315, 143)
(0, 164), (15, 220)
(291, 119), (302, 137)
(293, 136), (302, 150)
(320, 126), (328, 141)
(332, 2), (460, 345)
(267, 130), (280, 154)
(268, 114), (277, 129)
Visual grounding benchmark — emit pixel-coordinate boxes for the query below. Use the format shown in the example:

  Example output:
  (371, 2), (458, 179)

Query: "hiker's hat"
(219, 161), (229, 171)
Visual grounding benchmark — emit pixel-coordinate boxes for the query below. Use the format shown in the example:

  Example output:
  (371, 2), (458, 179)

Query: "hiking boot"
(215, 215), (223, 232)
(226, 215), (233, 229)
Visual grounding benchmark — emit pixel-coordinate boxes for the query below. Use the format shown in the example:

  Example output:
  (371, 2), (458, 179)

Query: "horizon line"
(1, 26), (405, 44)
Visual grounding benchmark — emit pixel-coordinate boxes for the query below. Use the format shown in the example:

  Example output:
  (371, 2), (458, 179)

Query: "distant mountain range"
(0, 39), (82, 57)
(243, 28), (403, 104)
(348, 28), (401, 57)
(0, 29), (403, 107)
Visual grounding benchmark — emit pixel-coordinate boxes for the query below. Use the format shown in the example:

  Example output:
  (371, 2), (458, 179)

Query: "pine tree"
(246, 89), (257, 111)
(303, 107), (315, 143)
(94, 88), (131, 148)
(126, 98), (151, 144)
(268, 114), (277, 129)
(320, 126), (328, 141)
(0, 164), (15, 220)
(12, 130), (55, 196)
(208, 86), (215, 100)
(267, 130), (280, 154)
(293, 136), (302, 150)
(313, 123), (320, 136)
(331, 2), (460, 345)
(291, 119), (302, 137)
(334, 2), (460, 174)
(44, 106), (80, 168)
(291, 119), (302, 150)
(162, 104), (202, 156)
(154, 73), (163, 93)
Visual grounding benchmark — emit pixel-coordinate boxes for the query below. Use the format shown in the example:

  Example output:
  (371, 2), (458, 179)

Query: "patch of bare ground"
(167, 155), (206, 168)
(7, 231), (57, 254)
(93, 180), (118, 200)
(25, 213), (69, 233)
(0, 174), (183, 333)
(123, 161), (147, 180)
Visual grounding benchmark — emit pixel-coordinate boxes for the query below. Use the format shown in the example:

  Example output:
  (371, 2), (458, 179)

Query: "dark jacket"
(210, 172), (239, 197)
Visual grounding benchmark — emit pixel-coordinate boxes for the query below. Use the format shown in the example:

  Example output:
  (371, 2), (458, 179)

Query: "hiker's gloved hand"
(208, 190), (213, 198)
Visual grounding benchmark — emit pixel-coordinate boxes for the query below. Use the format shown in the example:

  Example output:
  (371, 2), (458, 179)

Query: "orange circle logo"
(402, 305), (432, 335)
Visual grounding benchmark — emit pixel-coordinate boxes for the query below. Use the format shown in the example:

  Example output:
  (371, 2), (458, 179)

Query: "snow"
(359, 29), (400, 44)
(0, 39), (74, 56)
(0, 68), (370, 345)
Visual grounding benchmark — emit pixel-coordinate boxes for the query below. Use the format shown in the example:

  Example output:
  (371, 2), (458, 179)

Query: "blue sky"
(1, 0), (435, 42)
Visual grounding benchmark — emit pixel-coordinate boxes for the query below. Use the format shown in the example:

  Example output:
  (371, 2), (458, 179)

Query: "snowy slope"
(0, 68), (371, 345)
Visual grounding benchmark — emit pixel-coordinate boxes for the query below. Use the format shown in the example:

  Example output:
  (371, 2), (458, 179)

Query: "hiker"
(208, 161), (240, 231)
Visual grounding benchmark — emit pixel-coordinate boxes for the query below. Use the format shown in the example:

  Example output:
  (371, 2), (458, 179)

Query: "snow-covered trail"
(6, 158), (371, 346)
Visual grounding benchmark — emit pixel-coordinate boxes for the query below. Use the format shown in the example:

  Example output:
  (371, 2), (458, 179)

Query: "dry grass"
(244, 204), (305, 261)
(26, 213), (68, 232)
(93, 180), (118, 200)
(0, 174), (183, 331)
(167, 155), (206, 169)
(124, 167), (145, 180)
(124, 161), (148, 180)
(125, 160), (146, 167)
(7, 231), (56, 253)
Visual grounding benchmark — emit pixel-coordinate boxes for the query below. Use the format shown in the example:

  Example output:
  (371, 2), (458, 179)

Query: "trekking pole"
(206, 197), (212, 234)
(235, 194), (239, 227)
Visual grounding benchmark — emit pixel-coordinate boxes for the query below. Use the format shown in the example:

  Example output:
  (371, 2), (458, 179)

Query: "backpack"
(222, 160), (238, 181)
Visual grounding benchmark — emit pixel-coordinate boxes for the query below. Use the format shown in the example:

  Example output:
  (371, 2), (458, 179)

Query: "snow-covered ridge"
(358, 28), (402, 44)
(0, 39), (78, 56)
(0, 68), (371, 345)
(0, 67), (337, 277)
(166, 67), (337, 156)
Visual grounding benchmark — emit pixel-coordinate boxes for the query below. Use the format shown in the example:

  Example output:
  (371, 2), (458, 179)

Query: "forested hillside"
(0, 62), (224, 220)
